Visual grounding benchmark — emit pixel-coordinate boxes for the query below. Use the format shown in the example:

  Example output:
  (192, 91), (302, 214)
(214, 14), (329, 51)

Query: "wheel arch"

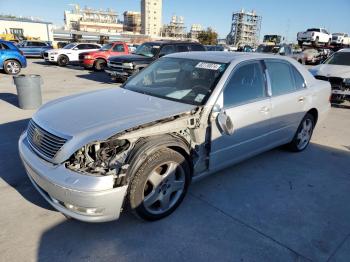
(125, 134), (192, 182)
(307, 108), (318, 125)
(4, 58), (22, 66)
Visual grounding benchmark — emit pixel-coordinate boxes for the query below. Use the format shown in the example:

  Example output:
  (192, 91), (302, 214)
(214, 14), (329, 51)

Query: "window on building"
(10, 28), (24, 37)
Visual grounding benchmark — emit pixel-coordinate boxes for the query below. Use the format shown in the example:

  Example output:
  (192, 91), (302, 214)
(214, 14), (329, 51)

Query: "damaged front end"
(65, 138), (132, 186)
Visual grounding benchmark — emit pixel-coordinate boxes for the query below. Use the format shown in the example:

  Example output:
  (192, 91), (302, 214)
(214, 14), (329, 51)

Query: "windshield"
(324, 52), (350, 66)
(100, 43), (113, 51)
(307, 28), (320, 32)
(135, 43), (160, 57)
(122, 58), (228, 105)
(263, 35), (281, 44)
(63, 43), (76, 49)
(256, 45), (279, 53)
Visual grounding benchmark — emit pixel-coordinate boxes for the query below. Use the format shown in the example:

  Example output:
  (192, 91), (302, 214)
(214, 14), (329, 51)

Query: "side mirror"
(217, 110), (234, 136)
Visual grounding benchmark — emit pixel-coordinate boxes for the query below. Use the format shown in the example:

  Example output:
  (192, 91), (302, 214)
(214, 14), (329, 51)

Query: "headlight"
(65, 139), (130, 176)
(84, 55), (92, 59)
(122, 62), (133, 69)
(343, 78), (350, 85)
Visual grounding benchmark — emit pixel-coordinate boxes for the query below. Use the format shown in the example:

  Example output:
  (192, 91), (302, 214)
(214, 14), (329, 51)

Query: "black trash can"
(13, 74), (42, 110)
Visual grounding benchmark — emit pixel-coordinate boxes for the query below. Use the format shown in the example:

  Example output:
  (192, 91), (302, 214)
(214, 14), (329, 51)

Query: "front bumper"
(105, 68), (130, 79)
(18, 132), (128, 222)
(44, 53), (58, 62)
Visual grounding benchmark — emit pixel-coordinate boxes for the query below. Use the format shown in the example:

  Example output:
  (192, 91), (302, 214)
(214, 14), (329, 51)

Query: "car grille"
(315, 75), (344, 90)
(27, 120), (68, 160)
(108, 61), (123, 68)
(332, 36), (338, 41)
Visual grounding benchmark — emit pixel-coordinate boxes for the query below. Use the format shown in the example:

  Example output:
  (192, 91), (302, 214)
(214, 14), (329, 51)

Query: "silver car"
(19, 52), (331, 222)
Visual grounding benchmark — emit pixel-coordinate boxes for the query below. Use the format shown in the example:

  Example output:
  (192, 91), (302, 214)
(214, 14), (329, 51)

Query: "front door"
(210, 60), (272, 171)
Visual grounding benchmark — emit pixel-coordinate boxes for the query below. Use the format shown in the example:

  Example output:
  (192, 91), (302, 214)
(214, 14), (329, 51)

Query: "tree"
(197, 27), (218, 45)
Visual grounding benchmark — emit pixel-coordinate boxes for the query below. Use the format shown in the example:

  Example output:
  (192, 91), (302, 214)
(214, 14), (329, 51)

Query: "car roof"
(144, 41), (201, 46)
(338, 48), (350, 53)
(166, 51), (295, 64)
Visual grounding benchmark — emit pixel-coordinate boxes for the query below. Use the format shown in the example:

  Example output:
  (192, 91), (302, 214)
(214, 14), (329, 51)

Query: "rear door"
(210, 60), (272, 171)
(264, 59), (309, 146)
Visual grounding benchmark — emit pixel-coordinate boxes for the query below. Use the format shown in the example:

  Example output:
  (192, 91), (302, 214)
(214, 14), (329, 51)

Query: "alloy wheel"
(6, 61), (20, 74)
(143, 162), (185, 215)
(296, 118), (313, 150)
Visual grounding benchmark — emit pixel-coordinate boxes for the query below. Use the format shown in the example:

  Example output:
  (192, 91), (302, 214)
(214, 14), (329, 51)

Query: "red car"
(79, 42), (129, 71)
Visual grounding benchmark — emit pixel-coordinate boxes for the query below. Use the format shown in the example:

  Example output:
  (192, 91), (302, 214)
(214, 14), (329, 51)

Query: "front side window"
(63, 43), (77, 49)
(112, 44), (125, 52)
(159, 45), (175, 56)
(224, 62), (266, 107)
(135, 43), (160, 58)
(265, 61), (295, 96)
(100, 43), (113, 51)
(123, 58), (227, 105)
(177, 45), (189, 52)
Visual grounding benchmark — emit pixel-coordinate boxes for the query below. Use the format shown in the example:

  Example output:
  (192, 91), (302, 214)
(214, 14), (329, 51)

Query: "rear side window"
(176, 45), (189, 52)
(224, 62), (266, 107)
(0, 43), (10, 50)
(265, 61), (295, 96)
(291, 66), (306, 89)
(112, 44), (125, 52)
(190, 45), (205, 51)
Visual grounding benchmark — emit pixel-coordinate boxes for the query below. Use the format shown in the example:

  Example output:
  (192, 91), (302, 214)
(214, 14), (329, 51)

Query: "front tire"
(3, 60), (21, 75)
(288, 113), (315, 152)
(57, 55), (69, 66)
(94, 59), (106, 71)
(128, 148), (191, 221)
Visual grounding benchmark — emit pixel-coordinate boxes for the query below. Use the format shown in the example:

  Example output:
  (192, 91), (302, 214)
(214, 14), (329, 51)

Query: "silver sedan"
(19, 52), (331, 222)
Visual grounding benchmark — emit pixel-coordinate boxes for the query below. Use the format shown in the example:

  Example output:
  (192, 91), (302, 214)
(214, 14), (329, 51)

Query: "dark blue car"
(0, 40), (27, 74)
(18, 41), (52, 57)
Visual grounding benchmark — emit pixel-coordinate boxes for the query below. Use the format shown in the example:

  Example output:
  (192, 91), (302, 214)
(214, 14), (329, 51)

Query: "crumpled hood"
(310, 64), (350, 78)
(33, 88), (196, 139)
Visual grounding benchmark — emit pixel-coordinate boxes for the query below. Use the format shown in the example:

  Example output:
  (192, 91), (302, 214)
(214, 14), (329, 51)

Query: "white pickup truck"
(297, 28), (332, 47)
(331, 33), (350, 47)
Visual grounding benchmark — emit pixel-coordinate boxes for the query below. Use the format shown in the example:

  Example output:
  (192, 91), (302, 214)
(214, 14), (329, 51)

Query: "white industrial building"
(0, 17), (53, 41)
(141, 0), (163, 36)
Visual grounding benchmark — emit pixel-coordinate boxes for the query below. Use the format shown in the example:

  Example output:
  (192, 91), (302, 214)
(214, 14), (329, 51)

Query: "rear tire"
(3, 60), (21, 75)
(94, 59), (106, 71)
(127, 148), (191, 221)
(57, 55), (69, 66)
(288, 113), (315, 152)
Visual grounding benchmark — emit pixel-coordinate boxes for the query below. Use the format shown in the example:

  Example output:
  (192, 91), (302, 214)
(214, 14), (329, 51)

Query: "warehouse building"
(0, 16), (53, 41)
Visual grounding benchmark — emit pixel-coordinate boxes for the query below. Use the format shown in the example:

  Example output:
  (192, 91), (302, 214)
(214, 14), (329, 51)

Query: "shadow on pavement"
(76, 71), (116, 84)
(0, 118), (54, 210)
(0, 92), (18, 107)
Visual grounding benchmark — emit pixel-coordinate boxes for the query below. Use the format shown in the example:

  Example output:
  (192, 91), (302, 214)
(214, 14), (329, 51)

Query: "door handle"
(260, 106), (270, 113)
(298, 96), (305, 102)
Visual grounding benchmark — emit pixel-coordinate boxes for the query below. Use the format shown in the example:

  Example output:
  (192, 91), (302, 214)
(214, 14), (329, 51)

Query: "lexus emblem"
(32, 128), (43, 146)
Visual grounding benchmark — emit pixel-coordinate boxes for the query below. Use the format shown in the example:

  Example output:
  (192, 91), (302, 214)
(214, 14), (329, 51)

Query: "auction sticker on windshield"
(196, 62), (222, 70)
